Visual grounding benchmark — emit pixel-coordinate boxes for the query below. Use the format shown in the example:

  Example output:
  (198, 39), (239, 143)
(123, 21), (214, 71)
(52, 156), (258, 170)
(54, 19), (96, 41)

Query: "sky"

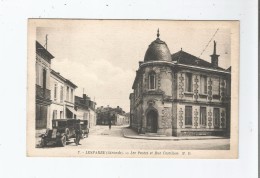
(36, 20), (232, 112)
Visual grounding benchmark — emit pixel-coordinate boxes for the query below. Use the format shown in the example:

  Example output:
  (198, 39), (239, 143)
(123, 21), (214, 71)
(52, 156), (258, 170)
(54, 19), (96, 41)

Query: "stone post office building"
(129, 30), (231, 137)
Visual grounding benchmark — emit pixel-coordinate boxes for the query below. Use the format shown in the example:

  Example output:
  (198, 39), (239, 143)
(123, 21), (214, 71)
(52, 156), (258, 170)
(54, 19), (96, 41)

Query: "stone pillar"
(207, 107), (213, 129)
(207, 77), (213, 101)
(193, 75), (200, 101)
(192, 106), (200, 129)
(160, 106), (172, 136)
(220, 108), (226, 129)
(177, 73), (185, 99)
(177, 104), (184, 129)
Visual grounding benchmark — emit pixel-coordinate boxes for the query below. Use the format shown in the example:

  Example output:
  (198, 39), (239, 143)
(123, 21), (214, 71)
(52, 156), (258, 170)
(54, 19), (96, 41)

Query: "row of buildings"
(35, 41), (96, 133)
(96, 106), (130, 126)
(129, 30), (231, 137)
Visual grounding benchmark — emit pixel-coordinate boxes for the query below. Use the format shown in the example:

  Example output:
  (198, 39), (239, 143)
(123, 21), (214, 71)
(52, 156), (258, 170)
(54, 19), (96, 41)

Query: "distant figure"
(75, 119), (82, 146)
(108, 118), (112, 130)
(109, 114), (115, 130)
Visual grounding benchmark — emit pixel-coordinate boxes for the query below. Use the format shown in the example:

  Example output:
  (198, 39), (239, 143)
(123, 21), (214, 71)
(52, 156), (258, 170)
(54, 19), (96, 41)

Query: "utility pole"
(45, 34), (48, 50)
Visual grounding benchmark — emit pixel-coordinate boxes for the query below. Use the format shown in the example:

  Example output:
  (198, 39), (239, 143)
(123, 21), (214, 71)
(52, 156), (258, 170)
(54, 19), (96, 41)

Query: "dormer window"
(148, 72), (156, 90)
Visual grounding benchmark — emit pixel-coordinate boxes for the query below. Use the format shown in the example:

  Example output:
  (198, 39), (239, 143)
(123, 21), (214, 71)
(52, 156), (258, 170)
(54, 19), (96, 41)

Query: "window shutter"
(200, 107), (207, 126)
(212, 77), (220, 95)
(185, 106), (192, 126)
(213, 108), (220, 127)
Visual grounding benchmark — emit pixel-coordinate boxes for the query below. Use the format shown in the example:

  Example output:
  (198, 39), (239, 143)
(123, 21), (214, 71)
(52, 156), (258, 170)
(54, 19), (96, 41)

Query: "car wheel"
(60, 135), (66, 147)
(40, 138), (46, 147)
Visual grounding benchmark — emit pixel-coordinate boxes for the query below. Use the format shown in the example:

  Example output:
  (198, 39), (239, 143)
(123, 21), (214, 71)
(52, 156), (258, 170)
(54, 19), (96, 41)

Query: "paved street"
(38, 125), (230, 150)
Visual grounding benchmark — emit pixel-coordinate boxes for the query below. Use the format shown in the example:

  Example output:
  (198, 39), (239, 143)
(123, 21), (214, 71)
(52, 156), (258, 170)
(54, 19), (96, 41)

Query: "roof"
(65, 79), (78, 88)
(171, 50), (225, 70)
(74, 95), (96, 105)
(51, 69), (78, 88)
(51, 69), (66, 81)
(144, 38), (172, 62)
(36, 41), (54, 62)
(75, 95), (91, 101)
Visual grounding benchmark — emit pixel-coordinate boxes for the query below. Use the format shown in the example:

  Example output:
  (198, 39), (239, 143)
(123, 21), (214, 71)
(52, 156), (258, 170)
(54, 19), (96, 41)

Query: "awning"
(66, 107), (79, 116)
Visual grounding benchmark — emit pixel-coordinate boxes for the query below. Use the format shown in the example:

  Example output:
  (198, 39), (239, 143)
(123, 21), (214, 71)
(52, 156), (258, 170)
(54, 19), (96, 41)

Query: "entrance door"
(146, 110), (158, 133)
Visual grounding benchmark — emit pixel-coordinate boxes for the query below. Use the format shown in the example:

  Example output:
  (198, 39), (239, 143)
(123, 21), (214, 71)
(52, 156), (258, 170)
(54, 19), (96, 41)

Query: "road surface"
(39, 125), (230, 150)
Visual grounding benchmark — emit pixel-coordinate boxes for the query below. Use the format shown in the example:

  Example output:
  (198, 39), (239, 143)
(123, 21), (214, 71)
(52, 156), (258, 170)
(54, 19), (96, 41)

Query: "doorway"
(146, 110), (158, 133)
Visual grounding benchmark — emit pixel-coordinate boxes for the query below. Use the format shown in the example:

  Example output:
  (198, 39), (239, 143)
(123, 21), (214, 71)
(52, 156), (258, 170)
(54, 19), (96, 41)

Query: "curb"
(122, 128), (229, 141)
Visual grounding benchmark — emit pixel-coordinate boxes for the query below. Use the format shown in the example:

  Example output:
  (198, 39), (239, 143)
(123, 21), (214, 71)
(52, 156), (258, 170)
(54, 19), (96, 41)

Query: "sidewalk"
(122, 127), (228, 141)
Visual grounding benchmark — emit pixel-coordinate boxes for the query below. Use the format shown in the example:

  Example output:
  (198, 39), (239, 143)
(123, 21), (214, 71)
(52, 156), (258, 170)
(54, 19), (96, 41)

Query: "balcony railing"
(36, 84), (51, 100)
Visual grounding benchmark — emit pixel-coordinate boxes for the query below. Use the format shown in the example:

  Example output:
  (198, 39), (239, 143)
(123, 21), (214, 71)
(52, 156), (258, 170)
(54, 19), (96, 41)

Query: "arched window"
(148, 72), (156, 90)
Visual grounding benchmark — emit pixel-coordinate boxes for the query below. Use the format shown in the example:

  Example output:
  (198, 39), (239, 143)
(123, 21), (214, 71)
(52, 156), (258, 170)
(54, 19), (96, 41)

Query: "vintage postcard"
(27, 19), (239, 158)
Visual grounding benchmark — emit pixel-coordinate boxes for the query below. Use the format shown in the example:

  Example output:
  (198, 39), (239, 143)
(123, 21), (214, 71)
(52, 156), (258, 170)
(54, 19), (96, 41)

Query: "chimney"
(210, 41), (220, 68)
(83, 94), (87, 103)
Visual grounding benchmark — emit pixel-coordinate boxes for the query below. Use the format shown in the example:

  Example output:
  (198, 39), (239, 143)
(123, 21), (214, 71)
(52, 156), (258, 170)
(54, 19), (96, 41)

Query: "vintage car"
(40, 119), (89, 147)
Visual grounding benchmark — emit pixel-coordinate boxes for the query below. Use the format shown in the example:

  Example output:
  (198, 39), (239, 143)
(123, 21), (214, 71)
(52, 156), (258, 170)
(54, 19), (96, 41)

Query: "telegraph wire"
(198, 28), (219, 58)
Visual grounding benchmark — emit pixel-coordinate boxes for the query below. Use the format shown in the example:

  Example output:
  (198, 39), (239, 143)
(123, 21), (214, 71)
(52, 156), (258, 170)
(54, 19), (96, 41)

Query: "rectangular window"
(213, 108), (220, 127)
(36, 105), (41, 120)
(200, 107), (207, 126)
(60, 86), (63, 102)
(226, 80), (231, 96)
(200, 75), (207, 94)
(60, 111), (63, 119)
(66, 86), (69, 101)
(36, 63), (39, 85)
(71, 89), (73, 102)
(149, 74), (156, 89)
(54, 84), (57, 101)
(212, 77), (220, 95)
(185, 106), (192, 126)
(42, 68), (47, 89)
(52, 110), (57, 119)
(36, 105), (48, 127)
(185, 73), (193, 92)
(38, 66), (42, 86)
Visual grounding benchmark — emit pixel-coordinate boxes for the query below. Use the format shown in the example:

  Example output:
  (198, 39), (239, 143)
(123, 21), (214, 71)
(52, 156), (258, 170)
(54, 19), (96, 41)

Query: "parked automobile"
(80, 120), (89, 138)
(40, 119), (89, 147)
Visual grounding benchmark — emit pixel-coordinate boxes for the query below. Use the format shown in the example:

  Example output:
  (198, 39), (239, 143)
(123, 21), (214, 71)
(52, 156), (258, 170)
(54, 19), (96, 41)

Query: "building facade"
(74, 94), (97, 128)
(96, 106), (128, 125)
(35, 41), (54, 130)
(130, 31), (231, 137)
(62, 78), (77, 119)
(49, 69), (77, 123)
(115, 114), (129, 126)
(50, 70), (66, 124)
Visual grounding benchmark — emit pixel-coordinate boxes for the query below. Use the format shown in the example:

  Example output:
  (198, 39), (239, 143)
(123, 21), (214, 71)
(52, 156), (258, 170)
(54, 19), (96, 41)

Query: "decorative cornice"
(139, 61), (231, 74)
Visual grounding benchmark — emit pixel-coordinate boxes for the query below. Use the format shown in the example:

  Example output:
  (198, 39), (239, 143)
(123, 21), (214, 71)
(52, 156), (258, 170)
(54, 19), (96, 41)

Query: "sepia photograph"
(27, 19), (239, 158)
